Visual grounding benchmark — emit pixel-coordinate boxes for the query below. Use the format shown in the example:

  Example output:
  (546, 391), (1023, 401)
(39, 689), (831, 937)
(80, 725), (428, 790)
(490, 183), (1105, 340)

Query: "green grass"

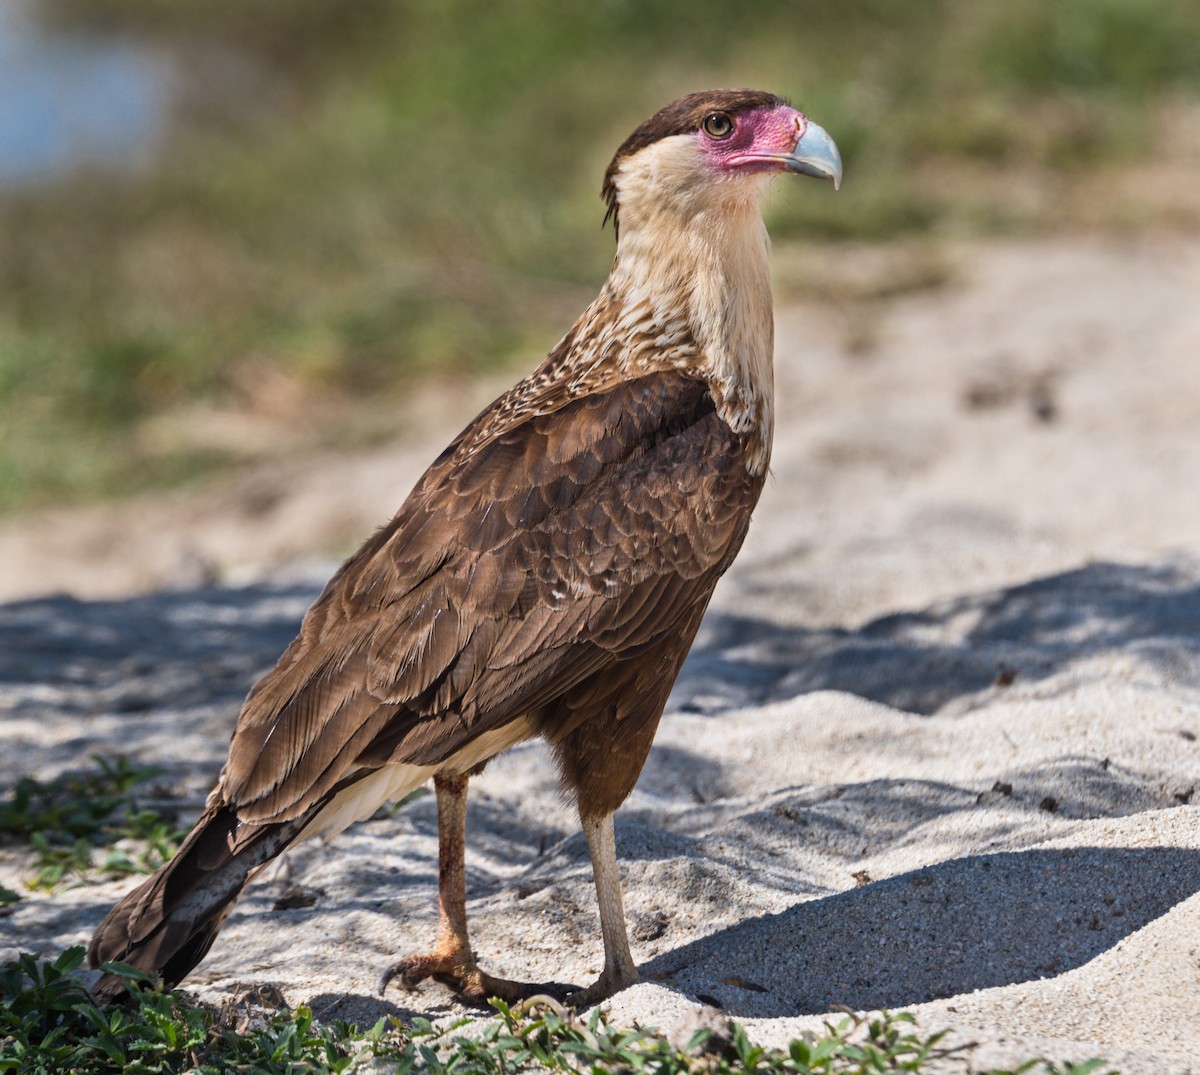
(2, 0), (1199, 513)
(0, 756), (185, 894)
(0, 947), (1115, 1074)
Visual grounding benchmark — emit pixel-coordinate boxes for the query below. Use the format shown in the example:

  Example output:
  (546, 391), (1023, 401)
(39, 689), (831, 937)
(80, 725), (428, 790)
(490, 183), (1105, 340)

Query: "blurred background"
(0, 0), (1198, 561)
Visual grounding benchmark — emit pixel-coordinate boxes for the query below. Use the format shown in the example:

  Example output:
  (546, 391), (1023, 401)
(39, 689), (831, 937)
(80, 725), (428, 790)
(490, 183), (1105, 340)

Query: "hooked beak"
(784, 120), (842, 190)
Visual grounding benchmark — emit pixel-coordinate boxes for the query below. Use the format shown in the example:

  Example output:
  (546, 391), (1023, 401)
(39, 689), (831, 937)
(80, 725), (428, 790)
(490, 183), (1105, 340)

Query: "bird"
(88, 88), (841, 1008)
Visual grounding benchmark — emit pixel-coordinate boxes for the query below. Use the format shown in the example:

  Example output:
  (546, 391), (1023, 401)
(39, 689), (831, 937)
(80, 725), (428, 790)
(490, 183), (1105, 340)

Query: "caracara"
(89, 89), (841, 1007)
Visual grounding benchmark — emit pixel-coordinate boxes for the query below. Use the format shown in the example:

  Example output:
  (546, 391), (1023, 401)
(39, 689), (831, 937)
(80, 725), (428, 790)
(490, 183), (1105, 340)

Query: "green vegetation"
(3, 0), (1199, 513)
(0, 756), (184, 894)
(0, 948), (1113, 1074)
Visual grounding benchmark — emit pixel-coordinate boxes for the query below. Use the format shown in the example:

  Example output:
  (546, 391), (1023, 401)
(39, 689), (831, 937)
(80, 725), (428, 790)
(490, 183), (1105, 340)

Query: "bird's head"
(601, 89), (841, 237)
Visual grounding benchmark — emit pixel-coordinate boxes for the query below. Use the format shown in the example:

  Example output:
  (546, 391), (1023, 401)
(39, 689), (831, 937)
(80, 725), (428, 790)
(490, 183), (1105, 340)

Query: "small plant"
(25, 833), (96, 892)
(0, 756), (188, 893)
(0, 947), (373, 1074)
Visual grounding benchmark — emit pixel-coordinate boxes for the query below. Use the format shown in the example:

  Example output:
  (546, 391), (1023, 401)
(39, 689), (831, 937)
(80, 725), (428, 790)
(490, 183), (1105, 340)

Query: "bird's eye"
(701, 112), (734, 139)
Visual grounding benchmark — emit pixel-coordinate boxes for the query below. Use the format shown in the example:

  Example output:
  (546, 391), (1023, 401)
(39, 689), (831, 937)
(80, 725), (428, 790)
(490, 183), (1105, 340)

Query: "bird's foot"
(379, 951), (573, 1007)
(563, 965), (639, 1010)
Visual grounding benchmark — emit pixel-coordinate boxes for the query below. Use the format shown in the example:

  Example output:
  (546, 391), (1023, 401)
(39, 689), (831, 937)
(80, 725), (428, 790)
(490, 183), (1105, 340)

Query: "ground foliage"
(0, 757), (183, 895)
(0, 947), (1114, 1075)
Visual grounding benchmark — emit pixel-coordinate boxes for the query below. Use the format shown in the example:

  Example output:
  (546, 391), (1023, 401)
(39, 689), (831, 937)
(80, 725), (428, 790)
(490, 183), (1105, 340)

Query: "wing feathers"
(222, 371), (763, 818)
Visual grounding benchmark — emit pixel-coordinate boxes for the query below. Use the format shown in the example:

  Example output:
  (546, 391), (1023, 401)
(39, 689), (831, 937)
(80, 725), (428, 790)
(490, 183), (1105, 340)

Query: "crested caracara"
(89, 89), (841, 1007)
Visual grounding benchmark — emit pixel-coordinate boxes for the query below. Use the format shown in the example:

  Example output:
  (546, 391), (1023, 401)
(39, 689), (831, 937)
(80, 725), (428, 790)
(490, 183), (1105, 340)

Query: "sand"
(2, 235), (1199, 1072)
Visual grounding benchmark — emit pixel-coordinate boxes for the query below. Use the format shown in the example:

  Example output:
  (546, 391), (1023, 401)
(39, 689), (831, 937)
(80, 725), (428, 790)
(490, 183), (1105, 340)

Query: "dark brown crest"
(600, 89), (787, 234)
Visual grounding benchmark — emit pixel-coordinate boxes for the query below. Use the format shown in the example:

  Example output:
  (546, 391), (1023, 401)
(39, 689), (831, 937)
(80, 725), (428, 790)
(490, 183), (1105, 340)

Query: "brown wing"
(222, 371), (763, 821)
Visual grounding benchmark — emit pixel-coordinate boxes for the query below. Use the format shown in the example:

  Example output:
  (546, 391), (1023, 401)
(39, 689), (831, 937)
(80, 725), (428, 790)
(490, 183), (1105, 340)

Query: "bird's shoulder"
(338, 367), (761, 606)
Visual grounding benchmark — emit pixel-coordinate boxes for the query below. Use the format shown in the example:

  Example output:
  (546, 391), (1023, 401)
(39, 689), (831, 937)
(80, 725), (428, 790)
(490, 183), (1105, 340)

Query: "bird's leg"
(379, 772), (474, 991)
(566, 811), (639, 1008)
(379, 772), (547, 1005)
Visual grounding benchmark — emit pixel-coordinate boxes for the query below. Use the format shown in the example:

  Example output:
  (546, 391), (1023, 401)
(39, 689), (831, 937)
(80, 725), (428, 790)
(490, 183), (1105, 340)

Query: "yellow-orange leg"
(379, 772), (550, 1005)
(564, 811), (639, 1007)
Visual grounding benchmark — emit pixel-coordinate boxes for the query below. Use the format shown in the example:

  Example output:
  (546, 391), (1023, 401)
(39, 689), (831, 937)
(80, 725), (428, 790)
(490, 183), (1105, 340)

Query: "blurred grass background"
(2, 0), (1198, 514)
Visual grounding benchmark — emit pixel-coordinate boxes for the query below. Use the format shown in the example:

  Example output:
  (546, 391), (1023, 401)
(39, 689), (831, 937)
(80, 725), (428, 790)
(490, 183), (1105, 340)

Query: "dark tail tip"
(86, 802), (304, 999)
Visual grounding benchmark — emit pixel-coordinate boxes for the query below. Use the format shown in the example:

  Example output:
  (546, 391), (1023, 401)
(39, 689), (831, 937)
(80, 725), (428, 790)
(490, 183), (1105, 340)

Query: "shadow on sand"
(680, 558), (1200, 715)
(3, 558), (1198, 737)
(643, 844), (1200, 1017)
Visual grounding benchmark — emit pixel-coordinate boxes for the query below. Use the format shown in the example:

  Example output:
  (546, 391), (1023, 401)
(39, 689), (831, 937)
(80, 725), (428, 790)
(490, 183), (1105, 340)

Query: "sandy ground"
(2, 235), (1200, 1072)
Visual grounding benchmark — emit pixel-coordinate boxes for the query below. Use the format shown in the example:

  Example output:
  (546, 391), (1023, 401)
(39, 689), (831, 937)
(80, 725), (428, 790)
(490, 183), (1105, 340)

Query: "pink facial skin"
(696, 105), (808, 176)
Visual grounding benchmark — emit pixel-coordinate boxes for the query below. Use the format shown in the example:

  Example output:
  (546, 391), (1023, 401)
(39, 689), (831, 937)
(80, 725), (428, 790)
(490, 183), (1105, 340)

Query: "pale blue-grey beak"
(785, 120), (842, 190)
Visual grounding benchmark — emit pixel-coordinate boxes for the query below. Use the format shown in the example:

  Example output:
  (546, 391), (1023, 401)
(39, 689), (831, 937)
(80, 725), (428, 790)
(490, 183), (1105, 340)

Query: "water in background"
(0, 0), (172, 186)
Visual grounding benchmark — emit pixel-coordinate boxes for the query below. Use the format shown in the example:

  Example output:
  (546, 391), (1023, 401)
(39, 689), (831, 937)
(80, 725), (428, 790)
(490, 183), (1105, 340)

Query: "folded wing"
(221, 370), (762, 822)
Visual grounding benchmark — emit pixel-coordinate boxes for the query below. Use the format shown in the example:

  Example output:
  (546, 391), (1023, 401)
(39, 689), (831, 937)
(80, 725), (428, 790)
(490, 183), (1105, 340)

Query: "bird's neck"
(606, 195), (775, 467)
(525, 195), (776, 474)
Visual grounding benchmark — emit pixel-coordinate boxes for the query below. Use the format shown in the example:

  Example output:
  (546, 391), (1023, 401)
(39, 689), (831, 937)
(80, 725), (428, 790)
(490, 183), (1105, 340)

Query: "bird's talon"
(379, 950), (570, 1008)
(379, 953), (444, 994)
(563, 970), (637, 1010)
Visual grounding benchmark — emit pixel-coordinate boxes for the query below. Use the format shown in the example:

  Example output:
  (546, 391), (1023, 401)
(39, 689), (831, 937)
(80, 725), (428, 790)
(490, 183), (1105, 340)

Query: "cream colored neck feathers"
(603, 134), (777, 469)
